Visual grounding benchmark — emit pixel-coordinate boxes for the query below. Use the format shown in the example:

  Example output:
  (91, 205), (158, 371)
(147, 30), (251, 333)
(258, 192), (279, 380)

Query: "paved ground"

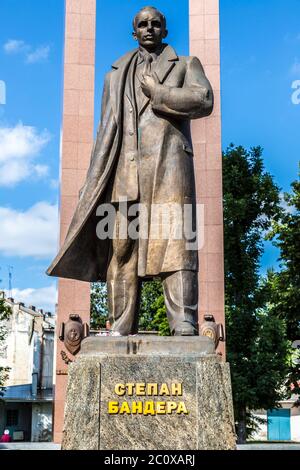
(0, 442), (61, 450)
(1, 442), (300, 451)
(238, 443), (300, 450)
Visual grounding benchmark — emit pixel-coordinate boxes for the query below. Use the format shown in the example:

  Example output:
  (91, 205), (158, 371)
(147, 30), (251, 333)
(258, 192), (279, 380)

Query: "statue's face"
(133, 9), (168, 51)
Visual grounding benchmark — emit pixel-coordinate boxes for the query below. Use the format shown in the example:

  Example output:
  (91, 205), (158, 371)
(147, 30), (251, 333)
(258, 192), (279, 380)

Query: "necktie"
(135, 54), (153, 112)
(142, 54), (153, 77)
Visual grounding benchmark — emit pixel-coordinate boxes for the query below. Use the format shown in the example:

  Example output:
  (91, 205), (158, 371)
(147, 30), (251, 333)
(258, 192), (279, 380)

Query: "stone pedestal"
(62, 336), (236, 450)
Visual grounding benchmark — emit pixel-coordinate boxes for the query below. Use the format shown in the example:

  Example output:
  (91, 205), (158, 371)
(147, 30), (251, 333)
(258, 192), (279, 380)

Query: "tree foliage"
(139, 280), (163, 331)
(0, 294), (12, 399)
(149, 293), (170, 336)
(90, 279), (170, 334)
(266, 176), (300, 339)
(90, 283), (108, 329)
(223, 145), (291, 442)
(265, 174), (300, 398)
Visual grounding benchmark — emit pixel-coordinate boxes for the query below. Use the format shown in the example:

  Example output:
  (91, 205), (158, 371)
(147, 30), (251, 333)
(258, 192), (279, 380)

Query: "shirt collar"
(137, 45), (164, 65)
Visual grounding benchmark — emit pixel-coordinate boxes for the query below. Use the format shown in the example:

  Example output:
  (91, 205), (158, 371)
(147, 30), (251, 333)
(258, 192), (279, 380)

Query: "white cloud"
(3, 39), (50, 64)
(5, 284), (57, 314)
(26, 45), (50, 64)
(0, 202), (59, 258)
(3, 39), (28, 54)
(0, 123), (50, 187)
(34, 164), (49, 178)
(0, 123), (50, 161)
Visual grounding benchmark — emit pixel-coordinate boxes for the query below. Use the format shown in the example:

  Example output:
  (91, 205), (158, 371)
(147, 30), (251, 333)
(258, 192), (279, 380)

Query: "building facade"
(0, 295), (55, 442)
(252, 400), (300, 442)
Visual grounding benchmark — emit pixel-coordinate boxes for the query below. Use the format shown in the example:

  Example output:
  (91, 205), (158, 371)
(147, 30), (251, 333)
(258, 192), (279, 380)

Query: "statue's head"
(132, 6), (168, 51)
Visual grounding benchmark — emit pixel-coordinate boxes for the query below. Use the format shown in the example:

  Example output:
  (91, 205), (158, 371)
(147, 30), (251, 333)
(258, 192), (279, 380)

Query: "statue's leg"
(106, 209), (140, 336)
(162, 270), (198, 336)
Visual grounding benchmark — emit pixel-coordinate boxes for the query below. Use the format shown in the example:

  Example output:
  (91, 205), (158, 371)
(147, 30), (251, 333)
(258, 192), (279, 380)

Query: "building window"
(6, 409), (19, 426)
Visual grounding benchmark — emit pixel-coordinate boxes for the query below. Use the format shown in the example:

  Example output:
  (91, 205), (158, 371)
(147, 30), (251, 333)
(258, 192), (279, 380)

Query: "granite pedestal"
(62, 336), (236, 450)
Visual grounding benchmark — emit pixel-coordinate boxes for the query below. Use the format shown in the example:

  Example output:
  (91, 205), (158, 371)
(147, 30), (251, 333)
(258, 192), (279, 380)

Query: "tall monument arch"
(189, 0), (224, 356)
(53, 0), (96, 443)
(53, 0), (223, 443)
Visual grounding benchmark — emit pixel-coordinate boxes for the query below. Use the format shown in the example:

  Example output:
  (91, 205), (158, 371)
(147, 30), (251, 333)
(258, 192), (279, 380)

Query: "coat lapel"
(125, 56), (137, 108)
(154, 44), (178, 84)
(138, 85), (151, 116)
(109, 45), (178, 119)
(138, 44), (178, 115)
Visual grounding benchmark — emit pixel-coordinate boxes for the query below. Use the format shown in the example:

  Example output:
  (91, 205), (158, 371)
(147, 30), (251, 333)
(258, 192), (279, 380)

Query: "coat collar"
(110, 45), (178, 120)
(154, 44), (178, 83)
(111, 49), (138, 70)
(111, 44), (178, 81)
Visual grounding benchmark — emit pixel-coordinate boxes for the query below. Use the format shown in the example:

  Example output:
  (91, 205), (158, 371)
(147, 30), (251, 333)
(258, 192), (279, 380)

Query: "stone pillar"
(189, 0), (225, 356)
(53, 0), (96, 443)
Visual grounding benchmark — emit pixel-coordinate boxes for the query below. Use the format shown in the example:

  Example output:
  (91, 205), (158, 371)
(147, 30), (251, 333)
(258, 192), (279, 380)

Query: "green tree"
(90, 279), (170, 334)
(90, 282), (108, 329)
(0, 294), (12, 399)
(139, 280), (163, 331)
(150, 294), (170, 336)
(223, 145), (291, 443)
(266, 175), (300, 396)
(139, 280), (170, 335)
(266, 177), (300, 339)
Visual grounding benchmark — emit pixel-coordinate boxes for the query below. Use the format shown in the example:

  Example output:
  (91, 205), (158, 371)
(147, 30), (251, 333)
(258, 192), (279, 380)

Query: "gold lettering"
(159, 383), (170, 396)
(171, 383), (182, 396)
(108, 401), (119, 414)
(166, 401), (177, 414)
(177, 401), (189, 414)
(147, 383), (158, 396)
(119, 402), (131, 414)
(136, 383), (146, 396)
(156, 402), (167, 414)
(131, 401), (143, 414)
(126, 383), (135, 396)
(143, 401), (155, 415)
(115, 384), (125, 396)
(108, 399), (188, 416)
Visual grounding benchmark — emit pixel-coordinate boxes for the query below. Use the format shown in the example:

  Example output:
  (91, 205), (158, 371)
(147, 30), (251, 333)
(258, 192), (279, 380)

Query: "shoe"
(173, 326), (198, 336)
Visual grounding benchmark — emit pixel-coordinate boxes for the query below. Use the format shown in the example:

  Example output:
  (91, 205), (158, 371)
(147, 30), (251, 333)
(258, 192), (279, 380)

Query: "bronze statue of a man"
(47, 6), (213, 336)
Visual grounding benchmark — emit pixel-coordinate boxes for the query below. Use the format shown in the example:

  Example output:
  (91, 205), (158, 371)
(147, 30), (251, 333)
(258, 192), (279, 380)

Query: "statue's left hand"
(140, 72), (159, 98)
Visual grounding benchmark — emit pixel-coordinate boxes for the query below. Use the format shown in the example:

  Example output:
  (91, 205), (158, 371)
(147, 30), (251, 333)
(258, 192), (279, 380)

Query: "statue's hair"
(133, 6), (167, 30)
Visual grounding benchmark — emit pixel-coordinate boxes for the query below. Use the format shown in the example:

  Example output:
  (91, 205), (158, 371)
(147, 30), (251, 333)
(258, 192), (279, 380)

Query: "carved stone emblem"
(59, 314), (89, 356)
(200, 314), (225, 349)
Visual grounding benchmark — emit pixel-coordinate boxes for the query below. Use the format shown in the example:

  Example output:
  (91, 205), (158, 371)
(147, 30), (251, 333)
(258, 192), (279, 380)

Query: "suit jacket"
(47, 44), (213, 282)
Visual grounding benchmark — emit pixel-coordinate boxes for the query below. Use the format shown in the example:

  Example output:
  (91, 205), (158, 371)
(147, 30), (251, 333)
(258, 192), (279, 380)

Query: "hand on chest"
(138, 60), (186, 88)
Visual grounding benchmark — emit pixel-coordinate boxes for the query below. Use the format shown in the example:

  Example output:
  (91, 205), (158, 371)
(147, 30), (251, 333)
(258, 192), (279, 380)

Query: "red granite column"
(189, 0), (225, 356)
(54, 0), (96, 443)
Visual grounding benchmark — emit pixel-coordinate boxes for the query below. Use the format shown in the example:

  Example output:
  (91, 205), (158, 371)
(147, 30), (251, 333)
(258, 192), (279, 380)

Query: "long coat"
(47, 45), (213, 282)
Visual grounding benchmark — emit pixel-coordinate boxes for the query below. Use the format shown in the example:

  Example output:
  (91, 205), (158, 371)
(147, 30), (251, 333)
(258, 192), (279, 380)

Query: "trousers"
(106, 208), (198, 335)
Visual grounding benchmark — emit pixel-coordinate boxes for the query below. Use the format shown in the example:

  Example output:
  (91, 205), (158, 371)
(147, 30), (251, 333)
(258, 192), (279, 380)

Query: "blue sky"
(0, 0), (299, 312)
